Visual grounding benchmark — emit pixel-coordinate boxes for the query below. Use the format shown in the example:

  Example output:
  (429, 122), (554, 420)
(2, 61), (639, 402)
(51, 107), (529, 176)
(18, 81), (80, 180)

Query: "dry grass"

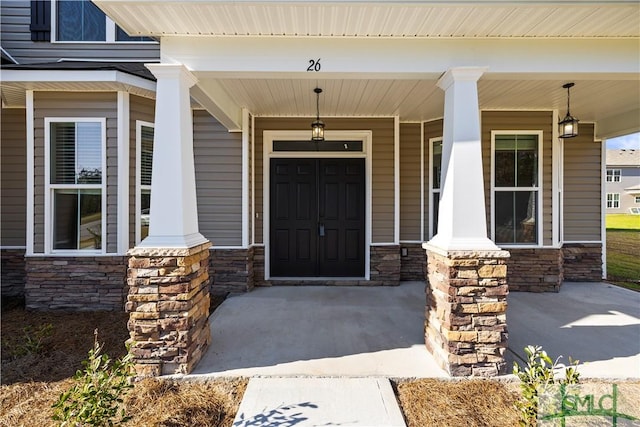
(1, 299), (246, 427)
(394, 379), (520, 427)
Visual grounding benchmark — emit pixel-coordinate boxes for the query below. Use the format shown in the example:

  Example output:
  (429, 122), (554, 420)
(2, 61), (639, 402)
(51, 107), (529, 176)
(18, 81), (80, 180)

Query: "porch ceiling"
(197, 76), (640, 132)
(95, 1), (639, 38)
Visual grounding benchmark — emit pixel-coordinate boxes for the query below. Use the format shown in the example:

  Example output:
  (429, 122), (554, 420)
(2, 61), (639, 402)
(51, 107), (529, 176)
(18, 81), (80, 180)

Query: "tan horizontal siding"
(400, 123), (421, 241)
(129, 95), (155, 247)
(563, 123), (601, 241)
(1, 108), (27, 246)
(482, 111), (554, 246)
(33, 92), (117, 253)
(194, 110), (243, 246)
(254, 117), (395, 244)
(423, 119), (443, 239)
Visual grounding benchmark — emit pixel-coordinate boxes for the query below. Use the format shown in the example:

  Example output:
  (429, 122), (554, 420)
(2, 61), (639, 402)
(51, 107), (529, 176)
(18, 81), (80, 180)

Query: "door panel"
(270, 158), (365, 278)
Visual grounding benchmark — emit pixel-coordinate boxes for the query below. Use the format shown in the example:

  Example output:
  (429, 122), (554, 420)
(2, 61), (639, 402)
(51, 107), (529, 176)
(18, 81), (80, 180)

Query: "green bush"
(52, 330), (134, 427)
(513, 345), (580, 427)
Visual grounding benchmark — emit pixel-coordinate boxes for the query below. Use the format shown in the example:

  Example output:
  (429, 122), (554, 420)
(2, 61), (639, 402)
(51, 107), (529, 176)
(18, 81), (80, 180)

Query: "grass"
(606, 214), (640, 292)
(606, 214), (640, 230)
(0, 298), (245, 427)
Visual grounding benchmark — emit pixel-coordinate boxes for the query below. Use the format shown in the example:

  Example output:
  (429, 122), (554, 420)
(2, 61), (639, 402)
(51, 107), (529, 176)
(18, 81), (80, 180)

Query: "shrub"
(513, 345), (580, 427)
(52, 329), (134, 426)
(3, 323), (54, 359)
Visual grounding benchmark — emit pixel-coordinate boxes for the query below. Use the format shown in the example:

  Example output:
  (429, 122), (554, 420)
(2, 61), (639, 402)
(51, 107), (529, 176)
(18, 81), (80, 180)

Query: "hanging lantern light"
(558, 82), (579, 138)
(311, 87), (325, 142)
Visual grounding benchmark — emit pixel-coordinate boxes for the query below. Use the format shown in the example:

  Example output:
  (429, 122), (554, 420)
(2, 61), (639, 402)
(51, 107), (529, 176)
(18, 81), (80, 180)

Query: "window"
(607, 193), (620, 209)
(492, 132), (541, 245)
(606, 169), (621, 182)
(55, 0), (153, 42)
(136, 122), (154, 243)
(635, 196), (640, 204)
(46, 119), (105, 252)
(429, 138), (442, 238)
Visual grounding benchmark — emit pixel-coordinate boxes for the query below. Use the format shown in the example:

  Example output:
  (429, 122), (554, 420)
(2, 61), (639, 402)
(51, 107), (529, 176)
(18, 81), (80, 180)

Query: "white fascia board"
(1, 70), (156, 92)
(191, 81), (242, 131)
(162, 37), (639, 77)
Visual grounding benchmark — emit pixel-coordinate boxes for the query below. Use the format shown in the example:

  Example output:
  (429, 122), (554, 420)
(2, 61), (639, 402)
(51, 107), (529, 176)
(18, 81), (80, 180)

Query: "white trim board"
(262, 130), (373, 281)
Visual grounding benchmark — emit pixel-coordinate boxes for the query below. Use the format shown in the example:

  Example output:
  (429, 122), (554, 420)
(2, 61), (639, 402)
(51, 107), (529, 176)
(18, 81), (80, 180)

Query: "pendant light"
(558, 82), (579, 138)
(311, 87), (325, 142)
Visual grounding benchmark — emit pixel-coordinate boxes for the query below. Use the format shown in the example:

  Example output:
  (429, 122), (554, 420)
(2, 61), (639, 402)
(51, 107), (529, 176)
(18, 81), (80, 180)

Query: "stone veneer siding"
(400, 243), (426, 281)
(126, 243), (211, 377)
(1, 249), (26, 298)
(25, 256), (126, 310)
(369, 245), (400, 286)
(425, 247), (510, 377)
(507, 248), (563, 292)
(563, 243), (603, 282)
(210, 248), (255, 294)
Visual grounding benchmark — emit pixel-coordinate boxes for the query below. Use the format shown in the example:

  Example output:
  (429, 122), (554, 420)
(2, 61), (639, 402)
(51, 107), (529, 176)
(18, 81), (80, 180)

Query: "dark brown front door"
(270, 158), (365, 277)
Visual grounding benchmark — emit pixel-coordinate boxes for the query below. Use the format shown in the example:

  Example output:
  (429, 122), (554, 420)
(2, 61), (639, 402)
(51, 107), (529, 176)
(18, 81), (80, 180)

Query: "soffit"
(95, 1), (640, 38)
(210, 77), (640, 124)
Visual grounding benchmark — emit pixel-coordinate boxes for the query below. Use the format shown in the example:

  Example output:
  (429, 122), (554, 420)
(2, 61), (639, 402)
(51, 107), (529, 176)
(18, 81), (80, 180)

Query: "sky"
(606, 132), (640, 149)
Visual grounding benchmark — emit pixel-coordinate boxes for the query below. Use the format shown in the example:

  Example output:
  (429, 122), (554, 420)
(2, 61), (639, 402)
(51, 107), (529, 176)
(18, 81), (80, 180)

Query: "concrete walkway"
(187, 281), (639, 427)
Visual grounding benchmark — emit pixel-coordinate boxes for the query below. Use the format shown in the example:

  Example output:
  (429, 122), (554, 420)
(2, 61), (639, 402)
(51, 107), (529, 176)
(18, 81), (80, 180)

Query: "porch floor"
(188, 281), (640, 379)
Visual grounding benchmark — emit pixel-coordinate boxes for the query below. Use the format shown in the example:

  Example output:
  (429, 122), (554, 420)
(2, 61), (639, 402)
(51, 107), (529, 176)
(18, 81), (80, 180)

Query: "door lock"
(318, 223), (325, 237)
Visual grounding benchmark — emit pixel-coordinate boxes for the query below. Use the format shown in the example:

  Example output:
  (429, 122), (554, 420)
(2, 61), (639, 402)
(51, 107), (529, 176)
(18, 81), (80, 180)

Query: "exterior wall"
(563, 243), (603, 281)
(253, 117), (395, 244)
(399, 123), (421, 241)
(1, 108), (27, 246)
(33, 91), (118, 253)
(507, 248), (562, 292)
(194, 110), (243, 246)
(0, 1), (159, 64)
(605, 164), (640, 213)
(25, 256), (126, 310)
(400, 243), (426, 281)
(129, 95), (155, 247)
(1, 249), (26, 297)
(564, 124), (602, 242)
(209, 247), (254, 294)
(481, 111), (554, 246)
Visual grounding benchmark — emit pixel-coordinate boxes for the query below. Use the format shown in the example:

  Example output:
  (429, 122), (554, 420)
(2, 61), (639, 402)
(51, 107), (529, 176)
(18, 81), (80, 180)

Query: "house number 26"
(307, 58), (321, 72)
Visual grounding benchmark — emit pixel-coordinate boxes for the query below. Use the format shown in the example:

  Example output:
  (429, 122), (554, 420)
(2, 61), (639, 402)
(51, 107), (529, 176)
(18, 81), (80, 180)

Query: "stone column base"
(424, 245), (510, 377)
(126, 242), (212, 376)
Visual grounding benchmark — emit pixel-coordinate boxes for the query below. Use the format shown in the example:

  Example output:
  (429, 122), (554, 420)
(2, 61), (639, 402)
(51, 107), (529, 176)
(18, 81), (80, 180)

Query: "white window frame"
(135, 121), (154, 245)
(607, 193), (620, 208)
(606, 169), (622, 182)
(635, 196), (640, 204)
(490, 130), (544, 247)
(428, 137), (443, 239)
(44, 117), (107, 255)
(51, 0), (155, 44)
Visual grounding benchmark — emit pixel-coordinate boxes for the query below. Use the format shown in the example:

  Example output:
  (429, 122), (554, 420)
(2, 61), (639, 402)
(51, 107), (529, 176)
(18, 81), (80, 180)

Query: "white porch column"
(140, 64), (208, 248)
(427, 67), (500, 252)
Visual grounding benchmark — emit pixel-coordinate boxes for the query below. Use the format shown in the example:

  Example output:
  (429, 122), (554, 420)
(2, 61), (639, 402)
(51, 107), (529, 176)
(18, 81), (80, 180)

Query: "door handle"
(318, 223), (325, 237)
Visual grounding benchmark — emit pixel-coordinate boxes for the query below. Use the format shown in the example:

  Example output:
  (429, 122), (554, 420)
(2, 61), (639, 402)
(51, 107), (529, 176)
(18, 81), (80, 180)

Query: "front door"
(270, 158), (365, 277)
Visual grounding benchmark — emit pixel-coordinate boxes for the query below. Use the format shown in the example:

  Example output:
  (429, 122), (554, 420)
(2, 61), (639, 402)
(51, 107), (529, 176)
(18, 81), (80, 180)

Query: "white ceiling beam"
(161, 37), (639, 78)
(596, 109), (640, 140)
(191, 80), (243, 131)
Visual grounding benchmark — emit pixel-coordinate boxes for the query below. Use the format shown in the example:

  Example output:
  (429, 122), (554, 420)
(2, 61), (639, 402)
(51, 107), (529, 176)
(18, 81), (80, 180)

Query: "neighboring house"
(605, 149), (640, 214)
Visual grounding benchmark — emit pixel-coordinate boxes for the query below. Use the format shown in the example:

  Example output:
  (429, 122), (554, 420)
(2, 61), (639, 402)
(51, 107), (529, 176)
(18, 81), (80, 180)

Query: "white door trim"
(263, 130), (373, 281)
